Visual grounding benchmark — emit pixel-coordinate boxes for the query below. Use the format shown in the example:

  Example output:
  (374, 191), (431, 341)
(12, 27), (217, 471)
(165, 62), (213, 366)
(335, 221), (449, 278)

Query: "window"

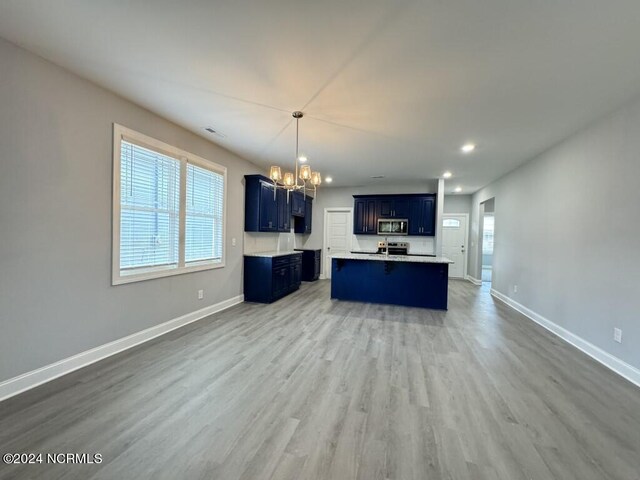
(112, 124), (226, 285)
(443, 218), (461, 228)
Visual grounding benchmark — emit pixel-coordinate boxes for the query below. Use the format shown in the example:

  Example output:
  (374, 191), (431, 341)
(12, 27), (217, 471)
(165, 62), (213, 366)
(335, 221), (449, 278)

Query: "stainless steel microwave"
(377, 218), (409, 235)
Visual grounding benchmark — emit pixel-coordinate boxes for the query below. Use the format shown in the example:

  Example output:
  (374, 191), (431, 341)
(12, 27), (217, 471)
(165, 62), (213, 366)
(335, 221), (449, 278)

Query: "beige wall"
(0, 38), (260, 382)
(469, 95), (640, 372)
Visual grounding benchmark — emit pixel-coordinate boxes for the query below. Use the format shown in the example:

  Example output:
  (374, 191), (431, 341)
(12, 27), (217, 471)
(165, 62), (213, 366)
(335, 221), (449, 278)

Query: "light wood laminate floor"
(1, 280), (639, 480)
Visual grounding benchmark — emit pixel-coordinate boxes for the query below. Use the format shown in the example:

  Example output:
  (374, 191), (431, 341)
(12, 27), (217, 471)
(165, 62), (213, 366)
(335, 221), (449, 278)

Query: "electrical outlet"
(232, 237), (237, 247)
(614, 328), (622, 343)
(513, 285), (518, 293)
(198, 289), (204, 300)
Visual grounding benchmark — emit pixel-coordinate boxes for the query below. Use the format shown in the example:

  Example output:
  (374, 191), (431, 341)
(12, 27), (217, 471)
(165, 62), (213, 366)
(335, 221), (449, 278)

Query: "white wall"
(0, 38), (261, 383)
(469, 95), (640, 371)
(443, 194), (472, 214)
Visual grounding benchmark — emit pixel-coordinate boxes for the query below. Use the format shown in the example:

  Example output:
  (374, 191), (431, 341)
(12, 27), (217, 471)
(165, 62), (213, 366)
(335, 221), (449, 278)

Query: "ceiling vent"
(204, 127), (225, 138)
(371, 175), (385, 179)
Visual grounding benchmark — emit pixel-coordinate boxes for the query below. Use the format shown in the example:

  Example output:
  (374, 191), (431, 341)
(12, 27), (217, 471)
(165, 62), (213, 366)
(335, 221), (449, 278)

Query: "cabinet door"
(408, 198), (423, 235)
(379, 197), (410, 218)
(272, 265), (290, 298)
(291, 261), (302, 288)
(259, 182), (278, 231)
(277, 188), (290, 232)
(364, 198), (377, 234)
(314, 253), (321, 278)
(378, 198), (393, 217)
(304, 198), (312, 233)
(354, 197), (379, 234)
(291, 191), (305, 217)
(393, 197), (411, 218)
(421, 196), (435, 235)
(354, 199), (367, 234)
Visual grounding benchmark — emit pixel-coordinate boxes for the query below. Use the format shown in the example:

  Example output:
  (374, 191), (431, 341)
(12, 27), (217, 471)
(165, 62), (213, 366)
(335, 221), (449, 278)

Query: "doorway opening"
(480, 198), (495, 284)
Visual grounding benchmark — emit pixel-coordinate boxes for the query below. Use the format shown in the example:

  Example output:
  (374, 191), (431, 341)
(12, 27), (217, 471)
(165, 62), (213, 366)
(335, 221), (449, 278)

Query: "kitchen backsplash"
(244, 231), (298, 254)
(352, 235), (435, 255)
(244, 232), (435, 256)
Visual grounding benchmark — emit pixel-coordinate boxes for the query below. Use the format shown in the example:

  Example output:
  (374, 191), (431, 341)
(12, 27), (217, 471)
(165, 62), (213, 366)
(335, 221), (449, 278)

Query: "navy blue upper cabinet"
(354, 193), (436, 236)
(392, 197), (411, 218)
(408, 195), (436, 235)
(378, 198), (393, 217)
(420, 196), (436, 235)
(259, 180), (277, 231)
(245, 174), (291, 232)
(291, 191), (305, 217)
(354, 197), (377, 234)
(294, 195), (313, 234)
(408, 198), (423, 235)
(277, 188), (290, 232)
(378, 196), (411, 218)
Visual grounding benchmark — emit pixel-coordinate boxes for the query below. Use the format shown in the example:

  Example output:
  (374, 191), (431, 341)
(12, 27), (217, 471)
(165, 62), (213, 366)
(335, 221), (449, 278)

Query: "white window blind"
(185, 163), (224, 263)
(113, 124), (226, 285)
(120, 141), (180, 270)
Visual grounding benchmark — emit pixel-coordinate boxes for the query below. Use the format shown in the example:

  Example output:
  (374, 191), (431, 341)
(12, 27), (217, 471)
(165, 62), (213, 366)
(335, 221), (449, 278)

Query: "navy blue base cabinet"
(295, 249), (321, 281)
(331, 258), (448, 310)
(244, 254), (302, 303)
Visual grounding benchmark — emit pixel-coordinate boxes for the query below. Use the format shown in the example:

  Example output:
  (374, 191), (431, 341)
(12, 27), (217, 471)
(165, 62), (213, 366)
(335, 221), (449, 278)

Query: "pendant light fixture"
(269, 111), (322, 198)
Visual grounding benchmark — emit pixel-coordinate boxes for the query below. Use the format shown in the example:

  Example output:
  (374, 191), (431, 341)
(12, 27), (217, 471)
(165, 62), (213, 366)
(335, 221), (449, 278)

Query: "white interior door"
(442, 214), (468, 278)
(323, 209), (352, 279)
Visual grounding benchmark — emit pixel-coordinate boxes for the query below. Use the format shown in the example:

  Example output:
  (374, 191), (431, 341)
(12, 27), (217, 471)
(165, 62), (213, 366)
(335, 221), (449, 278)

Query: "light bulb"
(310, 171), (322, 186)
(283, 172), (295, 187)
(269, 166), (282, 181)
(299, 165), (312, 180)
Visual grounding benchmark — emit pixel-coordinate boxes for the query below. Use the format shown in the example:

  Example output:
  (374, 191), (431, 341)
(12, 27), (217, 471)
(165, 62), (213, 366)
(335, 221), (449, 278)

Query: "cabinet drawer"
(273, 254), (302, 268)
(273, 256), (291, 268)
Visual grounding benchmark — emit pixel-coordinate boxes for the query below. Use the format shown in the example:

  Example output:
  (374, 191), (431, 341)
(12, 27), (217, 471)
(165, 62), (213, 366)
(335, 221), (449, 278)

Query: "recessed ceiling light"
(461, 143), (475, 153)
(454, 186), (462, 193)
(325, 176), (333, 183)
(298, 156), (307, 163)
(443, 171), (452, 179)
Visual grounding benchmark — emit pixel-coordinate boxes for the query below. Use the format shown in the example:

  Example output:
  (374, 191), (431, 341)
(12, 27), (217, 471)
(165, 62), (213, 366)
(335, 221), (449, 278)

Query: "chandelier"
(269, 111), (322, 197)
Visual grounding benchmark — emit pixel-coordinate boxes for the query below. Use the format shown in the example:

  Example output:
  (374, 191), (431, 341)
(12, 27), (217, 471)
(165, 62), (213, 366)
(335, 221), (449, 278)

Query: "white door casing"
(442, 213), (468, 278)
(323, 208), (353, 279)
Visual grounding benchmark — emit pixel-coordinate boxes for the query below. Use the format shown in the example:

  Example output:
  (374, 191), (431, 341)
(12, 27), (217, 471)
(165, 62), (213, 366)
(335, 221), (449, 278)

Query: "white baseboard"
(466, 275), (482, 286)
(0, 295), (244, 402)
(490, 289), (640, 388)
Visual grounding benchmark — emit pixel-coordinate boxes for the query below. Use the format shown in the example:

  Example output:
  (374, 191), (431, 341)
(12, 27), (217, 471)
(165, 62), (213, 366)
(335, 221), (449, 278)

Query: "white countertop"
(244, 251), (302, 258)
(331, 252), (453, 264)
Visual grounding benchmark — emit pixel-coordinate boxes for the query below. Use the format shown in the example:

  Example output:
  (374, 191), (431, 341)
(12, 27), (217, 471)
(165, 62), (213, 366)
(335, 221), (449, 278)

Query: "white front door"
(442, 214), (468, 278)
(323, 208), (352, 279)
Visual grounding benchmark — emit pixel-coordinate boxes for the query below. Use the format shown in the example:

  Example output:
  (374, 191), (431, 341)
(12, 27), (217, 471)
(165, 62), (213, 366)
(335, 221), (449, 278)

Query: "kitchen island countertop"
(332, 253), (453, 264)
(244, 251), (302, 258)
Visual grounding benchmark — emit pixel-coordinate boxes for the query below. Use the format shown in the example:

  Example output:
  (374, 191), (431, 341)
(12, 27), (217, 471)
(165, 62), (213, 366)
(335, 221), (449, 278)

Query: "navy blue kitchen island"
(330, 253), (453, 310)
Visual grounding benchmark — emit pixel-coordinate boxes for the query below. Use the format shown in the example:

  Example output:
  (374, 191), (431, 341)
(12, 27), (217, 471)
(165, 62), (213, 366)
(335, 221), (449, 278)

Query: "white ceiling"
(2, 1), (640, 192)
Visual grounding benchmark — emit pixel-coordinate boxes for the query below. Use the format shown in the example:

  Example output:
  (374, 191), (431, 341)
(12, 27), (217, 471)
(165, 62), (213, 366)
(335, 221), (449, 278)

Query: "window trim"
(112, 123), (227, 285)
